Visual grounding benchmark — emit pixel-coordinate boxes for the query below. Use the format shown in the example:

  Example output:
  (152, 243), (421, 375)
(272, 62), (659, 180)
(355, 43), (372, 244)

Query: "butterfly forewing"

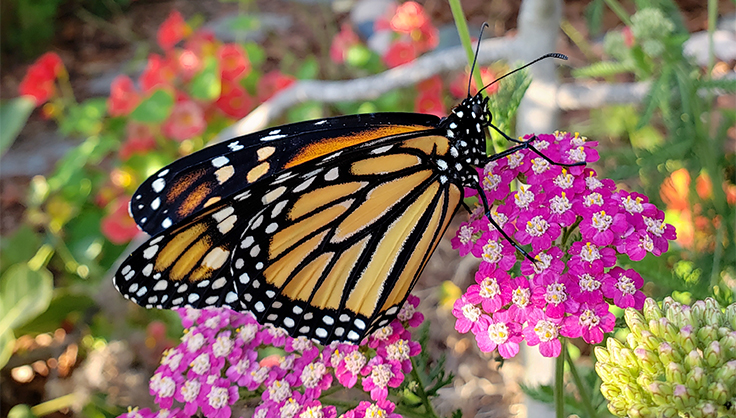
(230, 135), (462, 343)
(131, 113), (440, 236)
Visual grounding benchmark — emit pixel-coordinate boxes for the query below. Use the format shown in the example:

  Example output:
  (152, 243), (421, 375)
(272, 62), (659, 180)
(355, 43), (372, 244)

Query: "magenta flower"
(474, 310), (522, 358)
(149, 370), (180, 409)
(602, 267), (646, 309)
(347, 400), (402, 418)
(561, 302), (615, 344)
(299, 400), (337, 418)
(452, 295), (484, 334)
(579, 207), (627, 246)
(506, 277), (535, 323)
(543, 167), (586, 198)
(521, 247), (565, 283)
(470, 230), (517, 271)
(335, 345), (367, 388)
(481, 163), (515, 201)
(377, 337), (421, 373)
(174, 375), (203, 416)
(568, 241), (616, 273)
(514, 208), (562, 252)
(523, 309), (563, 357)
(361, 356), (404, 401)
(451, 221), (478, 256)
(465, 268), (512, 314)
(200, 377), (239, 418)
(225, 347), (258, 386)
(397, 294), (424, 327)
(546, 191), (577, 227)
(531, 273), (579, 319)
(297, 357), (332, 398)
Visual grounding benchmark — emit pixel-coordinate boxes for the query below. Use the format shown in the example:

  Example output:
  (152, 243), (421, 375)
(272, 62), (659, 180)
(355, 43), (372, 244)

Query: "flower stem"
(565, 347), (597, 418)
(555, 338), (566, 418)
(410, 357), (440, 418)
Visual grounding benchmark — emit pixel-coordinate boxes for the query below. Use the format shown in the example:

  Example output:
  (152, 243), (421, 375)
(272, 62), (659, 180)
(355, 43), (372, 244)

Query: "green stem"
(448, 0), (484, 94)
(319, 397), (359, 410)
(602, 0), (632, 26)
(410, 357), (440, 418)
(31, 394), (77, 416)
(555, 338), (566, 418)
(565, 347), (597, 418)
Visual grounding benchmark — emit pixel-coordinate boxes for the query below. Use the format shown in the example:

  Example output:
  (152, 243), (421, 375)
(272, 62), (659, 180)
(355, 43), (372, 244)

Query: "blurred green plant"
(575, 0), (736, 302)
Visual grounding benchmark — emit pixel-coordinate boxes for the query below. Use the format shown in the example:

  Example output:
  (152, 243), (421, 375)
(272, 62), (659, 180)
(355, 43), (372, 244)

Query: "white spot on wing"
(228, 141), (244, 151)
(152, 178), (165, 193)
(293, 177), (315, 193)
(262, 186), (287, 204)
(260, 134), (287, 142)
(324, 168), (339, 181)
(212, 156), (229, 168)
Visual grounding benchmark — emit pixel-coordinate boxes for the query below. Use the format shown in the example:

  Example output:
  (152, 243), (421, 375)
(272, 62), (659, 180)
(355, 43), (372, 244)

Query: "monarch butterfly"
(114, 43), (573, 344)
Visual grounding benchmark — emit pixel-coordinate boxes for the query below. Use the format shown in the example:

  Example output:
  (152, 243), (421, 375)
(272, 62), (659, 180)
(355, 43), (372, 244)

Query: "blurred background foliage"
(0, 0), (734, 416)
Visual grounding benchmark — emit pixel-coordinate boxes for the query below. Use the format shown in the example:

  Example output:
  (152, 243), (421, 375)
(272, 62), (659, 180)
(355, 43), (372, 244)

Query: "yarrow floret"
(451, 131), (676, 358)
(120, 300), (425, 418)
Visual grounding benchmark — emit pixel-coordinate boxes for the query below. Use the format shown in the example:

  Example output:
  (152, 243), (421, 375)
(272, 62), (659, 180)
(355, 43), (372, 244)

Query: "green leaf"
(59, 98), (107, 136)
(0, 323), (13, 369)
(584, 0), (605, 35)
(244, 42), (266, 67)
(130, 89), (174, 123)
(287, 102), (323, 123)
(295, 56), (319, 80)
(226, 15), (260, 32)
(0, 264), (53, 338)
(7, 402), (36, 418)
(0, 225), (42, 273)
(16, 292), (96, 335)
(0, 97), (35, 158)
(189, 56), (221, 101)
(572, 61), (636, 78)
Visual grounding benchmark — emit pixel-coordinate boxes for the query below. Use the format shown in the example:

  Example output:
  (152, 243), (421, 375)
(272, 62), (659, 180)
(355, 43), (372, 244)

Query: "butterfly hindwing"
(230, 134), (462, 343)
(131, 113), (440, 236)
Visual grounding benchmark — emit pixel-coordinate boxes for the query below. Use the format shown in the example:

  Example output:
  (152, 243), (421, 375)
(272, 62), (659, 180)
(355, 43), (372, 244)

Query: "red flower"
(162, 100), (206, 141)
(330, 24), (360, 64)
(449, 67), (499, 98)
(257, 71), (296, 102)
(139, 54), (177, 92)
(390, 2), (429, 33)
(383, 40), (417, 68)
(108, 75), (141, 117)
(185, 29), (217, 57)
(101, 198), (140, 244)
(119, 122), (156, 160)
(218, 44), (250, 81)
(415, 77), (445, 117)
(216, 80), (253, 119)
(622, 26), (634, 48)
(19, 52), (64, 107)
(177, 50), (202, 80)
(157, 10), (189, 50)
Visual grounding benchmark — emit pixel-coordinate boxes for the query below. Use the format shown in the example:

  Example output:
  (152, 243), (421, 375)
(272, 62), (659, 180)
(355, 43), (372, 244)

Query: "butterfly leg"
(488, 123), (586, 168)
(473, 182), (537, 264)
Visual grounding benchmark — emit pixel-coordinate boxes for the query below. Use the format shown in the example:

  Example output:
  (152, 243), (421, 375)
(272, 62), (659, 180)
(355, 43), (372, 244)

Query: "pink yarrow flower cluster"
(451, 132), (676, 358)
(119, 296), (424, 418)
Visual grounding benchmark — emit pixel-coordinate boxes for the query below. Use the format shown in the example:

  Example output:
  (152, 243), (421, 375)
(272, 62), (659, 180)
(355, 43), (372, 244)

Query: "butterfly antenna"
(467, 22), (490, 97)
(476, 52), (568, 96)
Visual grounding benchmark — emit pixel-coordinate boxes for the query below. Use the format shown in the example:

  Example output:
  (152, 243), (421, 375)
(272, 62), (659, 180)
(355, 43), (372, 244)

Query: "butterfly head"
(439, 93), (492, 183)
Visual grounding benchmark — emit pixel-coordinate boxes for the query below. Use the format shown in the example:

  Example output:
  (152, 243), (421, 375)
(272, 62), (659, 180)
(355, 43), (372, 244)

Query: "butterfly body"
(115, 93), (493, 344)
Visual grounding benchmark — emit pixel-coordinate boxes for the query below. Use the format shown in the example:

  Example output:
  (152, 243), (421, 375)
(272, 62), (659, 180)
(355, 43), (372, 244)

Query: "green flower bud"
(628, 403), (652, 418)
(659, 318), (680, 344)
(698, 325), (720, 346)
(655, 405), (679, 418)
(623, 382), (642, 403)
(649, 381), (672, 406)
(706, 382), (729, 405)
(665, 361), (687, 384)
(714, 360), (736, 387)
(626, 331), (639, 350)
(658, 341), (683, 364)
(619, 347), (640, 374)
(643, 298), (663, 322)
(720, 331), (736, 356)
(634, 346), (661, 375)
(686, 367), (707, 393)
(596, 362), (617, 384)
(725, 304), (736, 329)
(679, 325), (698, 353)
(684, 349), (704, 371)
(672, 384), (696, 409)
(626, 308), (647, 338)
(600, 382), (621, 400)
(638, 329), (661, 352)
(704, 341), (722, 368)
(594, 346), (611, 363)
(607, 399), (628, 416)
(693, 401), (719, 418)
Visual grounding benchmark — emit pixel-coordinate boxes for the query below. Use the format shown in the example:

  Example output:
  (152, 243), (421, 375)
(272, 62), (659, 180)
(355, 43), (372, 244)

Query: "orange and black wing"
(115, 114), (462, 344)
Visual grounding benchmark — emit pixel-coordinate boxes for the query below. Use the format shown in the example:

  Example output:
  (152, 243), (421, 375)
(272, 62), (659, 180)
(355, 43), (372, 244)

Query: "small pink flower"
(514, 209), (562, 252)
(451, 221), (478, 256)
(335, 345), (367, 388)
(465, 268), (512, 314)
(361, 356), (404, 401)
(200, 377), (239, 418)
(561, 302), (615, 344)
(377, 337), (421, 373)
(601, 267), (645, 309)
(397, 294), (424, 327)
(473, 310), (522, 358)
(452, 295), (483, 334)
(506, 277), (535, 323)
(523, 309), (562, 357)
